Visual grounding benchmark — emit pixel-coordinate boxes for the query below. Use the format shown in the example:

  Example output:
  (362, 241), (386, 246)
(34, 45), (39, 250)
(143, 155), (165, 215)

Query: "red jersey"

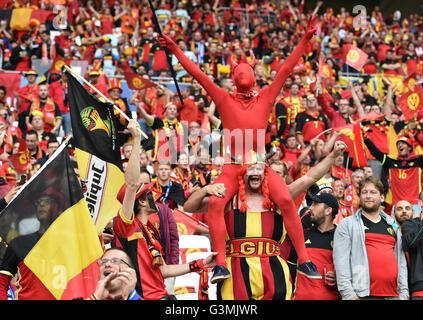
(100, 15), (114, 35)
(282, 149), (300, 168)
(293, 226), (341, 300)
(361, 214), (398, 297)
(49, 80), (69, 114)
(113, 209), (168, 300)
(389, 165), (422, 205)
(295, 110), (330, 143)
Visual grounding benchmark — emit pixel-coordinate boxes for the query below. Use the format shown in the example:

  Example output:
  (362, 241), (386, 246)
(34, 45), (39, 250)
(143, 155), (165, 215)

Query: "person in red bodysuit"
(158, 15), (320, 283)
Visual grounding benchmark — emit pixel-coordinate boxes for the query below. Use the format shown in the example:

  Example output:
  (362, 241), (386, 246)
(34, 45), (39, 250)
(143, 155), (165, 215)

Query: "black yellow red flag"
(0, 142), (102, 299)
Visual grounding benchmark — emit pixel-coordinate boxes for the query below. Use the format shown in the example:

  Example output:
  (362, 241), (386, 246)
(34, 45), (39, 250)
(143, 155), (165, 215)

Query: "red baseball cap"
(116, 182), (153, 204)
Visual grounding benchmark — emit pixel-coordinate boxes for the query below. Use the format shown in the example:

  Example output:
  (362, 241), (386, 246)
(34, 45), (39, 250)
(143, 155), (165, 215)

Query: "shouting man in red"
(159, 16), (320, 283)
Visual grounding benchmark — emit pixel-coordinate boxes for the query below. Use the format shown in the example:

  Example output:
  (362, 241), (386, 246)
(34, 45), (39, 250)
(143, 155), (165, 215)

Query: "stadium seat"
(178, 235), (211, 264)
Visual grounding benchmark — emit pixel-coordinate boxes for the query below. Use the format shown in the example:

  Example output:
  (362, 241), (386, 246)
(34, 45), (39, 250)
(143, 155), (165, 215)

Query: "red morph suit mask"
(232, 63), (256, 93)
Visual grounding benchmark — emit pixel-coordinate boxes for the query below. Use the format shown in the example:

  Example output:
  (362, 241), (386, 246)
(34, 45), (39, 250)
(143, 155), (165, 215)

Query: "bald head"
(394, 200), (413, 225)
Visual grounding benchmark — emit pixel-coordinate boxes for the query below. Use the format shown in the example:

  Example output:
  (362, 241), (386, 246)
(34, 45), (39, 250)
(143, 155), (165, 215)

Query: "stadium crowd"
(0, 0), (422, 300)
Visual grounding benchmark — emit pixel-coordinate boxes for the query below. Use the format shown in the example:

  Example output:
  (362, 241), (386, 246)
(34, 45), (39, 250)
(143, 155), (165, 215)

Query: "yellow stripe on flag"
(387, 123), (399, 158)
(75, 148), (124, 234)
(10, 8), (33, 31)
(23, 199), (103, 300)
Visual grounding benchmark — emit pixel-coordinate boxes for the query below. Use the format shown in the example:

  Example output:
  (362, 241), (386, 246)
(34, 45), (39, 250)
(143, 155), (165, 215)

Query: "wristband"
(189, 259), (204, 273)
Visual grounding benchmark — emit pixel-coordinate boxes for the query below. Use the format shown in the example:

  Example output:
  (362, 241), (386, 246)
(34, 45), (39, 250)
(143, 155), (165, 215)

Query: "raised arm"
(183, 183), (226, 213)
(364, 137), (388, 164)
(381, 77), (394, 119)
(289, 141), (347, 200)
(136, 102), (155, 126)
(263, 15), (317, 102)
(348, 80), (365, 118)
(158, 34), (226, 105)
(122, 120), (142, 220)
(207, 101), (221, 129)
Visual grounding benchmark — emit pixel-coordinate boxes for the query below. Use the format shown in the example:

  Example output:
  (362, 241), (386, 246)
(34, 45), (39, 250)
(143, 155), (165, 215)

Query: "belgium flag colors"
(67, 70), (124, 234)
(0, 142), (103, 299)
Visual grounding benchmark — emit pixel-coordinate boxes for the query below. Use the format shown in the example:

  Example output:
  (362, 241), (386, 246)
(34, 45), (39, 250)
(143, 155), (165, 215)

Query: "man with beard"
(217, 161), (293, 300)
(25, 84), (62, 135)
(291, 193), (341, 300)
(393, 200), (414, 233)
(113, 120), (216, 300)
(364, 134), (423, 212)
(158, 16), (319, 283)
(333, 177), (409, 300)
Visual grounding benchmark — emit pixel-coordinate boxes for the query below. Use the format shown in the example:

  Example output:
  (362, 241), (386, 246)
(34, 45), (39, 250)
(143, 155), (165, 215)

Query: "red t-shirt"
(113, 209), (168, 300)
(362, 215), (398, 297)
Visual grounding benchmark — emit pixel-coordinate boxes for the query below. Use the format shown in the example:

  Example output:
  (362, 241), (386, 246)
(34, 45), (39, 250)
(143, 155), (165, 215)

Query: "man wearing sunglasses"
(113, 120), (217, 300)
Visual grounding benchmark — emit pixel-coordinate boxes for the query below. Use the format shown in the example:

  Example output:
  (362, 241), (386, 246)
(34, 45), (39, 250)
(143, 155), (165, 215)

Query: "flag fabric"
(9, 8), (32, 31)
(364, 74), (403, 97)
(356, 111), (386, 123)
(345, 46), (368, 71)
(0, 142), (103, 299)
(0, 72), (22, 108)
(398, 86), (423, 121)
(351, 121), (367, 168)
(120, 61), (157, 91)
(333, 122), (368, 168)
(377, 44), (392, 62)
(318, 58), (334, 82)
(402, 72), (417, 92)
(50, 56), (71, 75)
(7, 139), (30, 175)
(67, 70), (124, 234)
(29, 9), (53, 26)
(200, 112), (211, 135)
(173, 209), (208, 235)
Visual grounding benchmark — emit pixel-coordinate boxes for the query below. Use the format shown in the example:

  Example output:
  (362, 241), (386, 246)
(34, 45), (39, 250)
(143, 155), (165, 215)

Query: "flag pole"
(7, 134), (76, 205)
(147, 0), (184, 105)
(64, 65), (148, 139)
(313, 128), (332, 140)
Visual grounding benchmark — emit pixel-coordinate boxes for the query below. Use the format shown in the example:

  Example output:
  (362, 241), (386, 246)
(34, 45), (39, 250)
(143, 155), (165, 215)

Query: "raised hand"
(158, 33), (177, 51)
(205, 183), (226, 198)
(305, 14), (318, 38)
(127, 119), (141, 140)
(332, 140), (347, 158)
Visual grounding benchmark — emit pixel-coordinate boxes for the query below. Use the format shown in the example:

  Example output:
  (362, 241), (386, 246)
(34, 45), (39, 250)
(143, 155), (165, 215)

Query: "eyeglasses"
(97, 258), (131, 268)
(35, 198), (55, 206)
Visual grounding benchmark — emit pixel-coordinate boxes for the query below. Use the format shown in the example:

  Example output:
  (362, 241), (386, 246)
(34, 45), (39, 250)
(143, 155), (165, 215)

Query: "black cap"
(308, 193), (339, 218)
